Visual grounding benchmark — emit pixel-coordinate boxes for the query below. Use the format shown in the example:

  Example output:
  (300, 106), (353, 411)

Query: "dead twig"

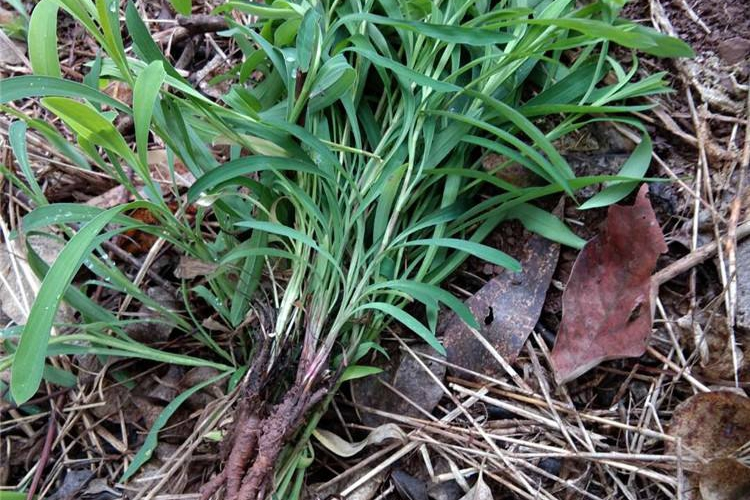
(26, 395), (58, 500)
(652, 220), (750, 287)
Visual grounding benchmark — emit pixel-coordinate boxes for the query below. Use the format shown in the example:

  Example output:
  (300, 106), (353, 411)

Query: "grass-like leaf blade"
(41, 96), (136, 166)
(347, 47), (461, 93)
(338, 13), (514, 45)
(28, 0), (61, 78)
(0, 76), (131, 112)
(11, 205), (134, 404)
(120, 371), (229, 481)
(133, 61), (166, 167)
(355, 302), (445, 355)
(579, 134), (652, 210)
(402, 238), (521, 272)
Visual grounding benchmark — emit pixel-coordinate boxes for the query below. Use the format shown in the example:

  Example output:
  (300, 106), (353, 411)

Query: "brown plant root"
(226, 411), (261, 498)
(200, 383), (328, 500)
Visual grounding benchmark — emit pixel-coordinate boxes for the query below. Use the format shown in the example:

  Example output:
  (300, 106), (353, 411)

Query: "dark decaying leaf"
(666, 391), (750, 470)
(48, 469), (95, 500)
(352, 344), (445, 427)
(442, 209), (561, 375)
(391, 469), (429, 500)
(550, 184), (667, 383)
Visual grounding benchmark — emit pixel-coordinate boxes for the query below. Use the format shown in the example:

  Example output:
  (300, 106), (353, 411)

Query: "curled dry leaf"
(699, 458), (750, 500)
(0, 29), (25, 65)
(312, 423), (406, 458)
(551, 185), (667, 383)
(666, 391), (750, 470)
(85, 185), (130, 209)
(0, 236), (72, 325)
(442, 207), (561, 375)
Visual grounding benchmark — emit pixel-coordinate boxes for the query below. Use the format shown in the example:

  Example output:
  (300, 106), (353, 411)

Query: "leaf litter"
(551, 184), (667, 383)
(1, 0), (750, 500)
(457, 476), (493, 500)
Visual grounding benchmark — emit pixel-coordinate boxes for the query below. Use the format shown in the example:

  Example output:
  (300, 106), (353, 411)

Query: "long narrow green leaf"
(169, 0), (191, 16)
(355, 302), (445, 355)
(125, 1), (185, 81)
(214, 1), (300, 19)
(369, 280), (478, 329)
(187, 156), (332, 203)
(28, 0), (61, 78)
(8, 121), (44, 202)
(579, 134), (652, 209)
(0, 76), (131, 112)
(512, 203), (586, 249)
(347, 47), (461, 93)
(133, 61), (166, 167)
(338, 13), (514, 45)
(41, 97), (136, 165)
(120, 371), (229, 481)
(234, 220), (317, 250)
(400, 238), (521, 272)
(11, 205), (134, 404)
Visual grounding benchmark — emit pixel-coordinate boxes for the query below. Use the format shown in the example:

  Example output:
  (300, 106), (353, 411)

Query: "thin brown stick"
(652, 221), (750, 287)
(26, 408), (57, 500)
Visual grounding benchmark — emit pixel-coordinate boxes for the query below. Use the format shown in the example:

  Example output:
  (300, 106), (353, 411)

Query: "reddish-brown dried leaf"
(550, 185), (667, 383)
(442, 217), (560, 375)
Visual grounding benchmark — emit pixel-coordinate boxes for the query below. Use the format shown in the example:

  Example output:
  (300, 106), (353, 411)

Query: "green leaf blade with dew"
(11, 205), (134, 404)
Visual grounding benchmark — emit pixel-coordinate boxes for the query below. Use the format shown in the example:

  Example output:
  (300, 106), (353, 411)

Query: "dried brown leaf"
(313, 423), (405, 457)
(85, 185), (130, 209)
(667, 391), (750, 470)
(174, 255), (218, 279)
(550, 185), (667, 383)
(699, 458), (750, 500)
(0, 29), (25, 65)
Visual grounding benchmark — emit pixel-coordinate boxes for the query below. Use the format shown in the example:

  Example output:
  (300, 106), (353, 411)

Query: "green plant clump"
(0, 0), (690, 497)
